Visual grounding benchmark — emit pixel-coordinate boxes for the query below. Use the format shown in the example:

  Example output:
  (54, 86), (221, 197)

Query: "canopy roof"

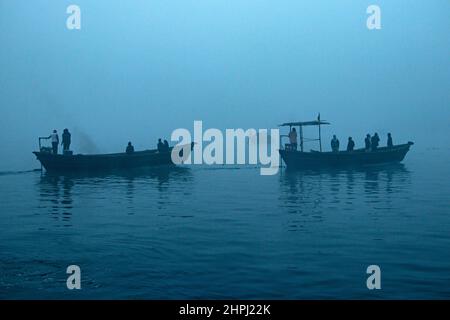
(279, 120), (330, 127)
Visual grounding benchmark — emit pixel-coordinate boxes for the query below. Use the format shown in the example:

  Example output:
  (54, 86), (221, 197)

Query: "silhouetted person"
(331, 135), (339, 152)
(48, 130), (59, 155)
(126, 142), (134, 154)
(347, 137), (355, 151)
(288, 127), (298, 150)
(371, 133), (380, 150)
(163, 139), (170, 152)
(61, 128), (71, 152)
(157, 138), (164, 152)
(387, 133), (393, 148)
(365, 134), (371, 151)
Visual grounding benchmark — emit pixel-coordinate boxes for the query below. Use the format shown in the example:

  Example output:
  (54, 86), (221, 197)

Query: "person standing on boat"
(365, 134), (371, 151)
(371, 133), (380, 150)
(48, 129), (59, 155)
(157, 138), (164, 152)
(61, 128), (71, 152)
(163, 139), (170, 152)
(126, 142), (135, 154)
(288, 128), (298, 150)
(331, 135), (340, 152)
(387, 133), (393, 148)
(347, 137), (355, 151)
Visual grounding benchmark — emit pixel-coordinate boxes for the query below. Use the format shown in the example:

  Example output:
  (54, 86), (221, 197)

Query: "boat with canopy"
(278, 115), (414, 169)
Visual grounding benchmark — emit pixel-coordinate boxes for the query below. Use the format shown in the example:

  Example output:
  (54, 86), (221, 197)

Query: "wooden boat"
(33, 149), (177, 173)
(278, 117), (414, 170)
(33, 136), (194, 173)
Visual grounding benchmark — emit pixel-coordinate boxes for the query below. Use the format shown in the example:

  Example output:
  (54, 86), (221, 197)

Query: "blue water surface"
(0, 148), (449, 299)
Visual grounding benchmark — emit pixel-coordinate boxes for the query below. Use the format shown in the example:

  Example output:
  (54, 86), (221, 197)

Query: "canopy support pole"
(318, 123), (322, 152)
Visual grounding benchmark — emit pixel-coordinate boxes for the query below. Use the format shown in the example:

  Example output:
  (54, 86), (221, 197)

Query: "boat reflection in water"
(36, 165), (194, 225)
(37, 174), (75, 227)
(278, 164), (412, 231)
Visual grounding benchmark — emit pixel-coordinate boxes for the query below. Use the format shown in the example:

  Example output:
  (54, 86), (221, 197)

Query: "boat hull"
(279, 142), (413, 170)
(33, 149), (175, 173)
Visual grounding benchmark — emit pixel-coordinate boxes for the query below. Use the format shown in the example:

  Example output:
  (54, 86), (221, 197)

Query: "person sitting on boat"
(347, 137), (355, 152)
(365, 134), (371, 151)
(157, 138), (165, 152)
(288, 128), (298, 150)
(331, 135), (339, 152)
(61, 128), (71, 152)
(126, 142), (135, 154)
(163, 139), (170, 152)
(46, 129), (59, 155)
(387, 133), (393, 148)
(371, 133), (380, 151)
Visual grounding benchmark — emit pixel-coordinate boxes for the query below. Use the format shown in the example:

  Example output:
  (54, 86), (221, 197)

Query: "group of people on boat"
(45, 127), (392, 156)
(44, 129), (71, 155)
(157, 139), (170, 153)
(288, 128), (394, 152)
(44, 129), (171, 156)
(332, 132), (393, 152)
(125, 138), (170, 155)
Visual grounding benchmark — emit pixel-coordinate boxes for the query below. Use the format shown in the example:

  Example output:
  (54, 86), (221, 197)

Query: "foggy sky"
(1, 0), (449, 171)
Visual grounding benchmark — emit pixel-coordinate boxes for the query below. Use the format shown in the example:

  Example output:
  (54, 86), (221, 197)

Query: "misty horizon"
(1, 0), (449, 171)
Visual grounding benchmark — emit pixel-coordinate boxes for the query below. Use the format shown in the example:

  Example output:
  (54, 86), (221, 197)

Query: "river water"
(0, 148), (449, 299)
